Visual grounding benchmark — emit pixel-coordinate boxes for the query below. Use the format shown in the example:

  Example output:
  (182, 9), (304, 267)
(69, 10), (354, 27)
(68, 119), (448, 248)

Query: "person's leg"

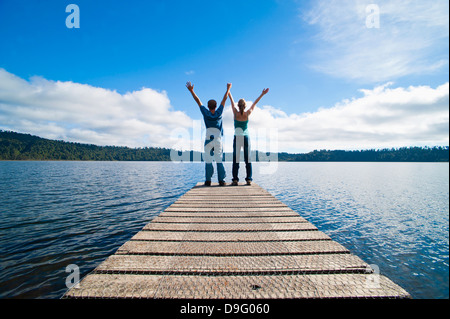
(214, 137), (226, 183)
(217, 163), (226, 184)
(204, 139), (214, 184)
(232, 135), (240, 183)
(244, 135), (252, 182)
(205, 163), (213, 184)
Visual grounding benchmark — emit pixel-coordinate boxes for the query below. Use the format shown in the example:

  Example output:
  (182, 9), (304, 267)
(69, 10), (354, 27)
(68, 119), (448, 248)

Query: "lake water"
(0, 161), (448, 299)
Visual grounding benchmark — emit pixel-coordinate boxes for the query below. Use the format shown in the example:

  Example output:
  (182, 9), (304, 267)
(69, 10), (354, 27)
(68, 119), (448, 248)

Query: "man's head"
(207, 99), (217, 110)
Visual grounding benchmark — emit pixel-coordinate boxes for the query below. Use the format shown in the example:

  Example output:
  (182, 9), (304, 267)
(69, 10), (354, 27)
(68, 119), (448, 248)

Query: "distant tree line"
(0, 130), (171, 161)
(1, 130), (448, 162)
(277, 147), (449, 162)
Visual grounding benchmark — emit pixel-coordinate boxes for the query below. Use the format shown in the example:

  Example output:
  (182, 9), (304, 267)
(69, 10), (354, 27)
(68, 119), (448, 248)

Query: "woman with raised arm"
(229, 88), (269, 185)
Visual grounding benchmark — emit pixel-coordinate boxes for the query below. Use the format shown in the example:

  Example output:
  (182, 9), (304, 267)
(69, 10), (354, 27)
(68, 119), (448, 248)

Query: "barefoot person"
(229, 88), (269, 186)
(186, 81), (231, 186)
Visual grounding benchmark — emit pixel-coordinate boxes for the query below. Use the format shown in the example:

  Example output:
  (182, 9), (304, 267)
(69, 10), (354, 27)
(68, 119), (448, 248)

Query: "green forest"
(0, 130), (172, 161)
(0, 130), (448, 162)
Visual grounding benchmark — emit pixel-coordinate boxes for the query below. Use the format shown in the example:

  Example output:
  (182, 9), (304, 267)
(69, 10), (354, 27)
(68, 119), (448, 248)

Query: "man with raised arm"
(186, 82), (231, 186)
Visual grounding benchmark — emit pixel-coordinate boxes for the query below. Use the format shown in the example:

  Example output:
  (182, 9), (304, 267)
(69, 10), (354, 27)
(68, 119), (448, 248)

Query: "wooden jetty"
(64, 183), (410, 299)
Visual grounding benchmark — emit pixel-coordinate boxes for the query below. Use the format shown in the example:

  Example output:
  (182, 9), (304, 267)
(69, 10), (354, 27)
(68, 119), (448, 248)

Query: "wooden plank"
(64, 273), (410, 299)
(158, 211), (301, 218)
(151, 216), (308, 224)
(116, 240), (349, 255)
(186, 187), (269, 192)
(161, 211), (297, 218)
(142, 222), (317, 232)
(169, 203), (289, 208)
(180, 195), (277, 199)
(93, 253), (369, 274)
(175, 198), (282, 201)
(131, 230), (331, 242)
(164, 207), (293, 212)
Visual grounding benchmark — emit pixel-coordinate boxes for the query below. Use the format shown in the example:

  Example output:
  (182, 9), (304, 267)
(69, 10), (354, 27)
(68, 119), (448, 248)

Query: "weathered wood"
(115, 240), (349, 255)
(64, 273), (410, 299)
(164, 207), (293, 212)
(93, 254), (369, 274)
(64, 182), (410, 299)
(158, 211), (301, 218)
(131, 230), (331, 242)
(151, 216), (307, 224)
(142, 222), (317, 232)
(169, 203), (289, 208)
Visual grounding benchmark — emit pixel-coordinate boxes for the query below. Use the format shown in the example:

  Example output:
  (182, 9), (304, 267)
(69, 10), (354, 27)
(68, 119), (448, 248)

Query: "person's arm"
(228, 91), (238, 116)
(247, 88), (269, 115)
(219, 83), (232, 107)
(186, 81), (202, 108)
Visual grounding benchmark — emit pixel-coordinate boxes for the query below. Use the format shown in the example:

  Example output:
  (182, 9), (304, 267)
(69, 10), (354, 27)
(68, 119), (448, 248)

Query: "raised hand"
(186, 81), (202, 107)
(220, 82), (232, 107)
(247, 88), (269, 115)
(186, 81), (194, 92)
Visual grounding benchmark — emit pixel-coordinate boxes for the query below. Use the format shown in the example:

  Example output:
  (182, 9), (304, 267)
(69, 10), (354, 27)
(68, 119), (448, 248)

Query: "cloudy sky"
(0, 0), (448, 153)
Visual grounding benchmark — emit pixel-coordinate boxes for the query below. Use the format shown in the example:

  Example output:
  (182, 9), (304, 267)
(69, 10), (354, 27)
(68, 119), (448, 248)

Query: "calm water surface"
(0, 161), (448, 299)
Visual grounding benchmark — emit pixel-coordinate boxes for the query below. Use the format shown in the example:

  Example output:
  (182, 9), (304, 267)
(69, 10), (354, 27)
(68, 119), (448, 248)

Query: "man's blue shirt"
(200, 104), (224, 136)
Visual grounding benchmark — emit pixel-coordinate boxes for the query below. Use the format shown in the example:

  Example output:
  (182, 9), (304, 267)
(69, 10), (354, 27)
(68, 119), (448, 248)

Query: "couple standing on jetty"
(186, 82), (269, 186)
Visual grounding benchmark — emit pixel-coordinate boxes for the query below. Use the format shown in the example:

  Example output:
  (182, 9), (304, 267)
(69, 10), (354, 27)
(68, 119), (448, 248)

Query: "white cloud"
(1, 69), (448, 153)
(0, 68), (192, 148)
(302, 0), (449, 82)
(223, 82), (449, 153)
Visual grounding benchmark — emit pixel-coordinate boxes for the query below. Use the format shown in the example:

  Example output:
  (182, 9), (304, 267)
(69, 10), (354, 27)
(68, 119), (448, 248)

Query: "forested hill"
(0, 130), (448, 162)
(277, 148), (449, 162)
(0, 130), (171, 161)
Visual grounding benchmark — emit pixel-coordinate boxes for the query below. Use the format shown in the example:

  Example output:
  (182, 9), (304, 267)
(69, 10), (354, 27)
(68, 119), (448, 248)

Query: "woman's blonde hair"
(238, 99), (246, 115)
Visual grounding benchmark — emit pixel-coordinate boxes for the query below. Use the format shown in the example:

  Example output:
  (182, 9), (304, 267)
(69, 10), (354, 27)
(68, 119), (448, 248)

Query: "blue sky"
(0, 0), (448, 152)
